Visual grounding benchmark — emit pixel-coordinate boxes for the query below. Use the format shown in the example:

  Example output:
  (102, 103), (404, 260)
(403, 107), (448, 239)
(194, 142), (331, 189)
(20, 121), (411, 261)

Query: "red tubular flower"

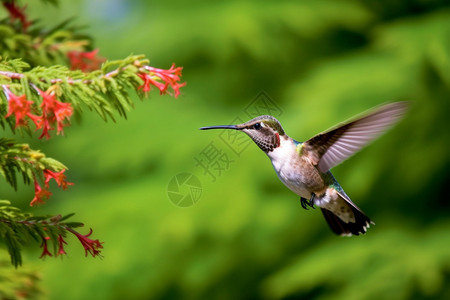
(3, 1), (31, 31)
(67, 49), (105, 72)
(137, 73), (168, 94)
(69, 228), (103, 257)
(171, 81), (186, 98)
(54, 102), (73, 133)
(57, 235), (68, 256)
(4, 87), (40, 128)
(36, 89), (73, 139)
(39, 236), (52, 258)
(138, 63), (186, 98)
(30, 180), (52, 206)
(44, 169), (74, 190)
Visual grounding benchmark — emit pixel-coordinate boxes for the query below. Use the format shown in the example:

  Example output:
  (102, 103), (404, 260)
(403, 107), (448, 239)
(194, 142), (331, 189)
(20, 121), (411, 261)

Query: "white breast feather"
(267, 139), (311, 199)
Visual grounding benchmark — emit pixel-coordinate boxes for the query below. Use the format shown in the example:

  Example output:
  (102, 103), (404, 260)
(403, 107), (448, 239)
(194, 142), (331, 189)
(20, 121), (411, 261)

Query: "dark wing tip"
(321, 208), (373, 236)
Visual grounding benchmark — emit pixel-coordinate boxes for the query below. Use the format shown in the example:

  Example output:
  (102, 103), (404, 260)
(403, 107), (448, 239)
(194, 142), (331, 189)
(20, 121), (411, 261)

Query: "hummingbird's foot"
(300, 195), (315, 210)
(310, 193), (316, 209)
(300, 197), (308, 209)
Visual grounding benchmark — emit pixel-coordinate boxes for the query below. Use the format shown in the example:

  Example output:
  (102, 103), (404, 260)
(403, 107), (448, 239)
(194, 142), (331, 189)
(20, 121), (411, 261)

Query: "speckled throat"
(246, 128), (281, 152)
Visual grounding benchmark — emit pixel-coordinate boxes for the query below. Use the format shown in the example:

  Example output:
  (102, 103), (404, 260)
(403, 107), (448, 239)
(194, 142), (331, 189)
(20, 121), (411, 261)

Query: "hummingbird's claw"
(300, 197), (308, 210)
(300, 194), (316, 210)
(310, 193), (316, 209)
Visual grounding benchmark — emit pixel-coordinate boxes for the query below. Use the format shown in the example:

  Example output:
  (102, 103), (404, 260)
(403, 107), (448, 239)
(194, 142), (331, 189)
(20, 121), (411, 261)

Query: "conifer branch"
(0, 0), (186, 266)
(0, 56), (185, 138)
(1, 0), (94, 68)
(0, 137), (66, 191)
(0, 200), (102, 267)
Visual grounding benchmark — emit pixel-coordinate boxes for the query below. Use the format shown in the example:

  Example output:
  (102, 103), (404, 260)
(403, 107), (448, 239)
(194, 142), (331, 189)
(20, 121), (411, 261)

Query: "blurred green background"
(2, 0), (450, 299)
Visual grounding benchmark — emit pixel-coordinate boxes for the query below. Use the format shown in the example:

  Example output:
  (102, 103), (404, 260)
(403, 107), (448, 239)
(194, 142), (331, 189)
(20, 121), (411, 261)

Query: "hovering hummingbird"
(200, 102), (408, 236)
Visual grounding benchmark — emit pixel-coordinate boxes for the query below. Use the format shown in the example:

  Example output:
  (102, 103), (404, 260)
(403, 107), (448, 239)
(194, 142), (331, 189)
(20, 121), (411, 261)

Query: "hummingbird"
(200, 102), (408, 236)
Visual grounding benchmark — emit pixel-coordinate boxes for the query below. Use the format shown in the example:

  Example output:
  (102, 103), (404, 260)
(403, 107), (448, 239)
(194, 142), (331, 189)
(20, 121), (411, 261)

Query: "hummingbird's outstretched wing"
(302, 102), (408, 173)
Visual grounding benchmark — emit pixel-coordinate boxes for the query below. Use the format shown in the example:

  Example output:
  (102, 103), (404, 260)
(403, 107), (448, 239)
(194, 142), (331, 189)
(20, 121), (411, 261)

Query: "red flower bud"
(30, 180), (52, 206)
(70, 228), (103, 258)
(39, 236), (52, 258)
(57, 235), (68, 256)
(44, 169), (74, 190)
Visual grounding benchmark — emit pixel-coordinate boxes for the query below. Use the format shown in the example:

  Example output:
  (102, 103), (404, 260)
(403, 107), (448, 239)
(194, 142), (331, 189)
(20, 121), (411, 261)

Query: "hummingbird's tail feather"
(321, 207), (373, 236)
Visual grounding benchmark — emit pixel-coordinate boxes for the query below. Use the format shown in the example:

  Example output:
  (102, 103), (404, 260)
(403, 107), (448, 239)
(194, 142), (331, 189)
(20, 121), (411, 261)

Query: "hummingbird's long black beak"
(200, 125), (239, 130)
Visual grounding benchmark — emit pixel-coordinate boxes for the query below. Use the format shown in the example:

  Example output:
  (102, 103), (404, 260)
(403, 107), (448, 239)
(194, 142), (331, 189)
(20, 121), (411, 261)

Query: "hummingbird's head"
(200, 115), (285, 153)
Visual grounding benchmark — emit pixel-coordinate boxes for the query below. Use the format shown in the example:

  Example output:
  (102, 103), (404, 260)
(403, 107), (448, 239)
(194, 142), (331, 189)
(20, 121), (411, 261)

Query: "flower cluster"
(4, 87), (39, 128)
(67, 49), (106, 72)
(40, 228), (103, 259)
(30, 169), (73, 206)
(4, 87), (73, 139)
(0, 0), (188, 267)
(138, 64), (186, 98)
(36, 89), (73, 139)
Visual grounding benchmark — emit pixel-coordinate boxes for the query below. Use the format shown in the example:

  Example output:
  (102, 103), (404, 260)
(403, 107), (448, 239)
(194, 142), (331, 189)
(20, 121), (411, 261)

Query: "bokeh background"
(2, 0), (450, 299)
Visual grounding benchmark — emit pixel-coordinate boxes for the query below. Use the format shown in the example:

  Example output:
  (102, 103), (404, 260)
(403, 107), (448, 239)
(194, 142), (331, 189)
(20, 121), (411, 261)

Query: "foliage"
(0, 199), (85, 267)
(0, 0), (185, 276)
(0, 250), (45, 299)
(34, 1), (448, 299)
(2, 0), (450, 300)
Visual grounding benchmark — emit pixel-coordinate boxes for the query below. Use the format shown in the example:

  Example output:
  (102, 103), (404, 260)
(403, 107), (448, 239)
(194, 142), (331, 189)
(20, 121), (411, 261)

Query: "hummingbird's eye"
(253, 123), (261, 130)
